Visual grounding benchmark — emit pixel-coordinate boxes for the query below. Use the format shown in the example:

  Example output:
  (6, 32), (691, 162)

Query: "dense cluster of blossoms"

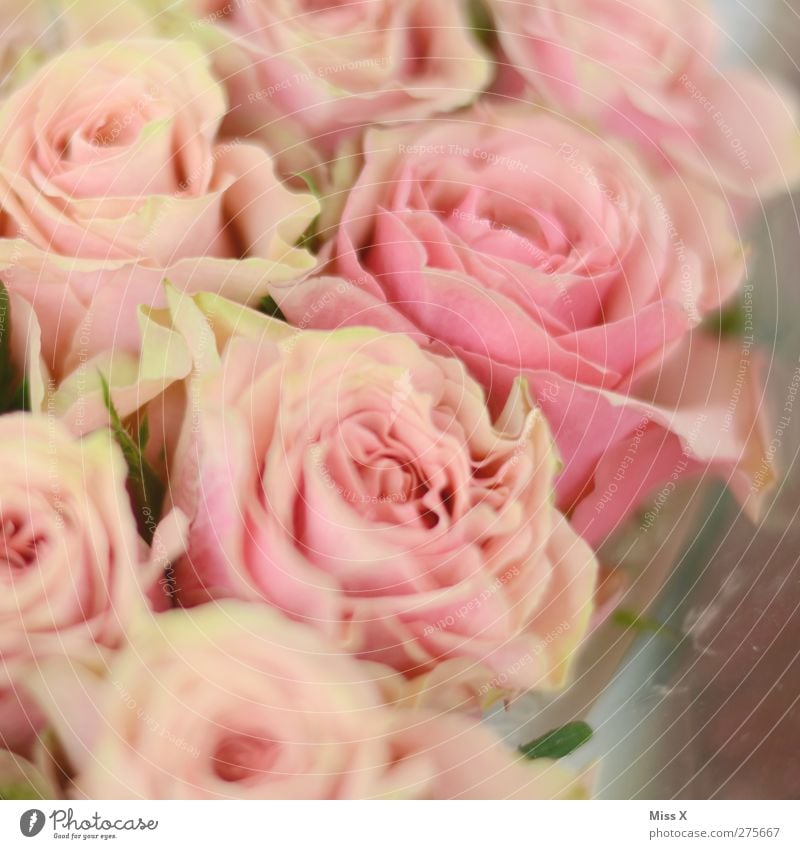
(0, 0), (795, 799)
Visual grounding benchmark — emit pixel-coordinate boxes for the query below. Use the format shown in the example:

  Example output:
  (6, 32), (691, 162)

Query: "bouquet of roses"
(0, 0), (796, 800)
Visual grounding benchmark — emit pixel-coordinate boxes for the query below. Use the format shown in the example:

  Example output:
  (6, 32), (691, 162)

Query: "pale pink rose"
(32, 603), (590, 799)
(0, 39), (318, 381)
(269, 105), (767, 543)
(165, 299), (597, 695)
(181, 0), (492, 176)
(0, 0), (57, 93)
(0, 0), (162, 95)
(486, 0), (800, 200)
(0, 414), (150, 752)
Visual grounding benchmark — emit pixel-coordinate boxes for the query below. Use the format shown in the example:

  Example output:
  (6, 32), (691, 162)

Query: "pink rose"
(0, 0), (56, 93)
(0, 414), (150, 752)
(165, 294), (597, 696)
(486, 0), (800, 200)
(0, 39), (318, 380)
(182, 0), (491, 175)
(32, 603), (589, 799)
(0, 1), (161, 96)
(269, 105), (767, 542)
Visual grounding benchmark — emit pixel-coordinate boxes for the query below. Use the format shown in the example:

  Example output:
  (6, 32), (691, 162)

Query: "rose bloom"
(33, 603), (589, 799)
(270, 105), (769, 543)
(0, 39), (318, 382)
(165, 294), (597, 696)
(486, 0), (800, 200)
(0, 413), (149, 752)
(0, 0), (58, 93)
(181, 0), (492, 175)
(0, 0), (160, 95)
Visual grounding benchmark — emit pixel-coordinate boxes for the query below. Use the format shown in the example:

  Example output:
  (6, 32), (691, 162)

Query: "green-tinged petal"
(0, 750), (56, 801)
(165, 283), (222, 375)
(193, 290), (298, 347)
(49, 304), (193, 435)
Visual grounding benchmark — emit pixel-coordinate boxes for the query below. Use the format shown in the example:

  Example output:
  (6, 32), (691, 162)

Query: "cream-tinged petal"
(32, 603), (592, 799)
(50, 302), (193, 434)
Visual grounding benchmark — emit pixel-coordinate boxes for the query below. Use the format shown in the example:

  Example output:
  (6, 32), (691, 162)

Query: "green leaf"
(11, 374), (30, 413)
(519, 722), (593, 760)
(137, 414), (150, 455)
(612, 609), (680, 641)
(99, 373), (164, 543)
(705, 297), (746, 337)
(0, 282), (13, 394)
(258, 295), (286, 322)
(0, 282), (30, 412)
(468, 0), (494, 47)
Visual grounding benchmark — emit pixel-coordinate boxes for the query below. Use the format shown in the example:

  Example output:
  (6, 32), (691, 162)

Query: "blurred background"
(494, 0), (800, 800)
